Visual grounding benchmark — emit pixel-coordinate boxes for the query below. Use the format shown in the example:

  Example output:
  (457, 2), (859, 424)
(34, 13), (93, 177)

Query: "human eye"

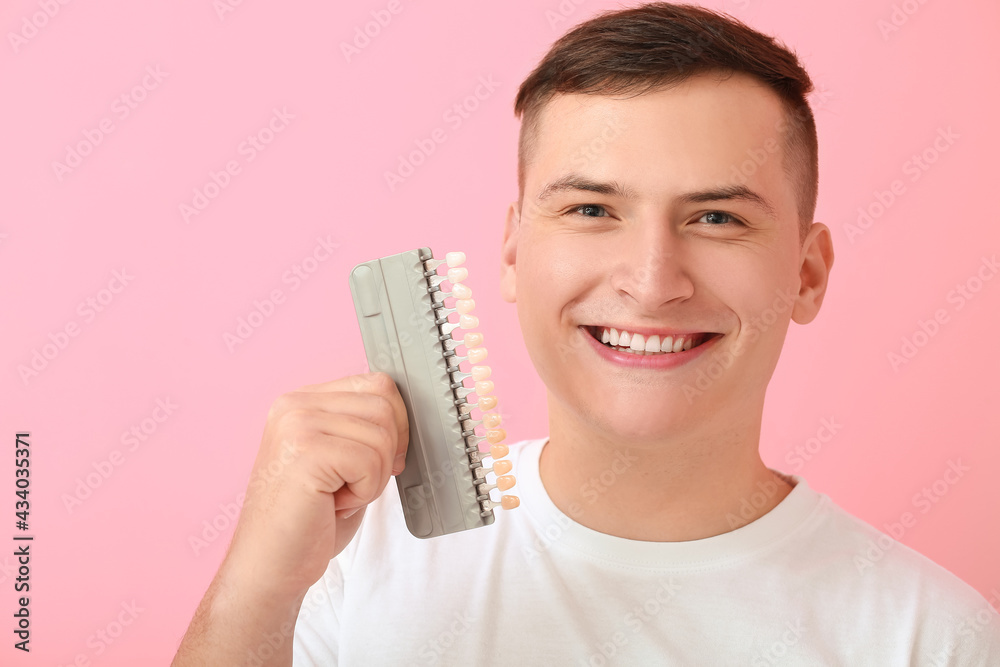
(568, 204), (609, 218)
(697, 210), (744, 226)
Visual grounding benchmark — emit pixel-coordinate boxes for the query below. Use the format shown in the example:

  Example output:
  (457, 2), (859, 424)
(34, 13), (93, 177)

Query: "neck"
(538, 393), (793, 542)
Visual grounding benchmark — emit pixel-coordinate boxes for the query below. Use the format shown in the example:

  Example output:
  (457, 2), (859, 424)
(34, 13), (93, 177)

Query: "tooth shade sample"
(501, 495), (520, 510)
(456, 299), (476, 314)
(482, 412), (502, 428)
(447, 267), (469, 284)
(459, 314), (479, 329)
(491, 459), (512, 475)
(467, 347), (488, 364)
(451, 283), (472, 299)
(479, 395), (498, 410)
(471, 365), (491, 381)
(490, 443), (509, 459)
(446, 252), (466, 267)
(496, 475), (516, 491)
(475, 380), (494, 396)
(486, 428), (506, 443)
(463, 332), (484, 348)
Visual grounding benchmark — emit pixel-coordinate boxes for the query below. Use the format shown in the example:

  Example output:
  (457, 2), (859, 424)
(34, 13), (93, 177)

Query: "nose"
(610, 221), (694, 311)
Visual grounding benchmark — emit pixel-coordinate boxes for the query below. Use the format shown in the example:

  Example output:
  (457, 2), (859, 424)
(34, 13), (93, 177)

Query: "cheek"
(726, 260), (796, 341)
(522, 227), (603, 286)
(515, 230), (597, 361)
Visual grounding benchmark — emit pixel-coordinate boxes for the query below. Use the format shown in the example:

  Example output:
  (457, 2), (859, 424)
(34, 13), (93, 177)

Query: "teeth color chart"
(1, 0), (997, 663)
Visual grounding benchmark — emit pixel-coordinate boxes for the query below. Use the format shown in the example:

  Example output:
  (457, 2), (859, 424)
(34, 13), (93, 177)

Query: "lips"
(578, 324), (722, 369)
(584, 325), (720, 355)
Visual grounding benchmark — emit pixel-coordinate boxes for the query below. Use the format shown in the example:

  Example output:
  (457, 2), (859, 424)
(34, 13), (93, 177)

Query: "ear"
(791, 222), (835, 325)
(499, 201), (520, 303)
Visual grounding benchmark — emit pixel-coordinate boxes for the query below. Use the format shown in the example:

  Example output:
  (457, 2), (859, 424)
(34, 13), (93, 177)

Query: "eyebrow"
(535, 175), (778, 220)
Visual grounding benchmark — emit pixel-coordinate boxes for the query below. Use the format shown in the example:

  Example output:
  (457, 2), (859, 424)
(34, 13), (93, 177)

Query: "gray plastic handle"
(348, 247), (494, 538)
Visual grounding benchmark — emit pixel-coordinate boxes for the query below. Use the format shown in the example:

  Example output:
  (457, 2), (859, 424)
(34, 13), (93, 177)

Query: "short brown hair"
(513, 2), (818, 242)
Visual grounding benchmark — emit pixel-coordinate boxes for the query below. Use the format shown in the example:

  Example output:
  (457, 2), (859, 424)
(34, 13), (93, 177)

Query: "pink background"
(2, 0), (998, 663)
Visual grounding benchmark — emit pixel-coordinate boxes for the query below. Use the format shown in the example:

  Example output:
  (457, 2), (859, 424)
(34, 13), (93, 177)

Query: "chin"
(574, 390), (700, 443)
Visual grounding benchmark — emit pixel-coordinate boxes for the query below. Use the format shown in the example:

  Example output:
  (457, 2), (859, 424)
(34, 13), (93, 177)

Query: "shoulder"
(797, 483), (1000, 662)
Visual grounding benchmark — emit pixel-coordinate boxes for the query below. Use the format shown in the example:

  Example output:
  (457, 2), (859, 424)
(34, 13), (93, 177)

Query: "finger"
(297, 372), (392, 396)
(297, 374), (409, 468)
(280, 409), (396, 490)
(274, 392), (398, 440)
(305, 435), (385, 509)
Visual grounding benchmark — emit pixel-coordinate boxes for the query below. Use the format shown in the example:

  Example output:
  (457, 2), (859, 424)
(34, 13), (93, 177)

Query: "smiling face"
(500, 71), (833, 444)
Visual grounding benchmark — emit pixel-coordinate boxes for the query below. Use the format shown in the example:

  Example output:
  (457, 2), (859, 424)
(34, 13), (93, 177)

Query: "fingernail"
(344, 508), (360, 519)
(392, 453), (406, 474)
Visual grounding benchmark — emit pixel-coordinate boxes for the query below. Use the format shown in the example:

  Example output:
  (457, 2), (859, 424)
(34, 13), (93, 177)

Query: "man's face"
(499, 72), (831, 443)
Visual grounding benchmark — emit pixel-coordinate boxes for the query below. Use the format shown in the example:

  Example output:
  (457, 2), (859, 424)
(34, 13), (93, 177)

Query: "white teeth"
(597, 327), (710, 354)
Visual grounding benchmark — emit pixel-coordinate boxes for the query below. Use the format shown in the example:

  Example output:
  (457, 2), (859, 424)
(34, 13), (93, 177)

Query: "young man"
(174, 3), (1000, 665)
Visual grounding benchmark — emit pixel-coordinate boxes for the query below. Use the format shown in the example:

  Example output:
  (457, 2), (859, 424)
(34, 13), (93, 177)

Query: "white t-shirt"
(292, 437), (1000, 666)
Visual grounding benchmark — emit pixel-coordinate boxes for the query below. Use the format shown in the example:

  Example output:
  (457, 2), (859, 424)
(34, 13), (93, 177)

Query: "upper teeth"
(601, 327), (697, 353)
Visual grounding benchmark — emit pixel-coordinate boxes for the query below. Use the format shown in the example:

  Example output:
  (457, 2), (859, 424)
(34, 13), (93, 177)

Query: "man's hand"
(230, 371), (409, 595)
(172, 372), (409, 666)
